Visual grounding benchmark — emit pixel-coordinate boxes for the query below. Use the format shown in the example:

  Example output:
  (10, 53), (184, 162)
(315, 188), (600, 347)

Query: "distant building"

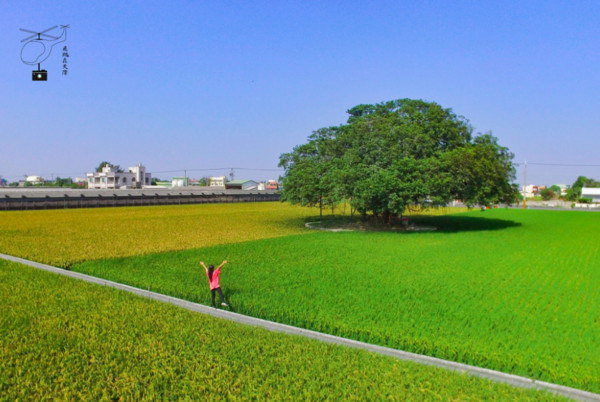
(209, 176), (227, 187)
(225, 180), (259, 190)
(87, 164), (151, 189)
(581, 187), (600, 202)
(553, 184), (568, 196)
(171, 177), (189, 187)
(522, 184), (538, 198)
(25, 175), (45, 185)
(74, 177), (88, 186)
(266, 179), (278, 190)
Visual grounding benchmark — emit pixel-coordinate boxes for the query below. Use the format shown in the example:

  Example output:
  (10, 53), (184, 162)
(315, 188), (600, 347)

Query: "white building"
(209, 175), (227, 187)
(171, 177), (188, 187)
(521, 184), (538, 198)
(581, 187), (600, 202)
(225, 180), (259, 190)
(87, 164), (151, 189)
(25, 175), (45, 185)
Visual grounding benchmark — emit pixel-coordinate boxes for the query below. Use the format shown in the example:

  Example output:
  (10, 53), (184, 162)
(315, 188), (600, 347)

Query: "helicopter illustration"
(20, 25), (69, 80)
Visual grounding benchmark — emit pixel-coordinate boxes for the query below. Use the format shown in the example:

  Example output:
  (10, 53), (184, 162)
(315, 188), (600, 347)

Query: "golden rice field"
(0, 202), (467, 267)
(0, 203), (314, 267)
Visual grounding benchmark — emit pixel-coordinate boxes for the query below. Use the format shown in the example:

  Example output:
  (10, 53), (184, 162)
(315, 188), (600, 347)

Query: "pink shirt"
(207, 267), (221, 290)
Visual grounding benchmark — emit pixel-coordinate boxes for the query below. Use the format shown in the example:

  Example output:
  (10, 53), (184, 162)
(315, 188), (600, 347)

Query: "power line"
(527, 162), (600, 167)
(5, 162), (596, 183)
(1, 167), (285, 181)
(515, 162), (600, 167)
(153, 167), (284, 174)
(234, 167), (284, 171)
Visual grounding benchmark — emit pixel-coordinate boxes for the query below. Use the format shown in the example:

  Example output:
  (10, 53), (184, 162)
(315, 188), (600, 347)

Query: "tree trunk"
(319, 197), (323, 220)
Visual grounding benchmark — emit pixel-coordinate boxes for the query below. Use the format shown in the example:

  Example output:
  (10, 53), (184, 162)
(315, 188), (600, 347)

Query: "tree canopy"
(540, 188), (555, 201)
(279, 99), (517, 221)
(95, 161), (123, 173)
(565, 176), (599, 201)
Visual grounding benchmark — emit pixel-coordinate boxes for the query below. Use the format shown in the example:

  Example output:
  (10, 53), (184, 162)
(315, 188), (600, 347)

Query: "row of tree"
(279, 99), (518, 221)
(536, 176), (599, 201)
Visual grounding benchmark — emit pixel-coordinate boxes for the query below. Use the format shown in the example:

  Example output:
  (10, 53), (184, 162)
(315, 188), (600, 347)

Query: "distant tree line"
(566, 176), (599, 202)
(279, 99), (518, 221)
(4, 177), (85, 188)
(534, 176), (598, 202)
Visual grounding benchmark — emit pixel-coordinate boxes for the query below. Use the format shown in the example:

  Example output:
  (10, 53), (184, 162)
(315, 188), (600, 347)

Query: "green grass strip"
(0, 260), (564, 400)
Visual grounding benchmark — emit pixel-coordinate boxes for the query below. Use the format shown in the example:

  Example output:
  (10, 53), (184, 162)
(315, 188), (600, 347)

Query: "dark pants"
(211, 287), (225, 307)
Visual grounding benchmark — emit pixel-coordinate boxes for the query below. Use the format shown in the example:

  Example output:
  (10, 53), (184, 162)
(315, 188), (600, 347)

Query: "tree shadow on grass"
(404, 214), (521, 233)
(299, 213), (521, 234)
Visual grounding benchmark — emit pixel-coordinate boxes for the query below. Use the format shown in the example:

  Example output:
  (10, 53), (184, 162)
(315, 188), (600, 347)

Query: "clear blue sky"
(2, 1), (599, 185)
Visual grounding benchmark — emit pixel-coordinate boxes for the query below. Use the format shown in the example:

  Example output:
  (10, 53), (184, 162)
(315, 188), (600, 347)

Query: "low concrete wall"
(0, 188), (280, 210)
(525, 200), (600, 210)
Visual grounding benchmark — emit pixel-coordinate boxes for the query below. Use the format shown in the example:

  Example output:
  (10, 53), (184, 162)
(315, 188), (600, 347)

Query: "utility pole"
(229, 168), (234, 181)
(523, 160), (527, 209)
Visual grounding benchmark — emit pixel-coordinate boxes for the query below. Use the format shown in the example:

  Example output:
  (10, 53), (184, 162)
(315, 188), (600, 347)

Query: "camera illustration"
(32, 69), (48, 81)
(20, 25), (69, 82)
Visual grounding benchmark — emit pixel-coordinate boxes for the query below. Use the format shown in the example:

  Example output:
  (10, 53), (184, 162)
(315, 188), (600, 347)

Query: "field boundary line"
(2, 252), (599, 402)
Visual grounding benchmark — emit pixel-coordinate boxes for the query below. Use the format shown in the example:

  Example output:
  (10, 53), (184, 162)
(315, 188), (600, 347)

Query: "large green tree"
(279, 99), (517, 221)
(278, 127), (340, 218)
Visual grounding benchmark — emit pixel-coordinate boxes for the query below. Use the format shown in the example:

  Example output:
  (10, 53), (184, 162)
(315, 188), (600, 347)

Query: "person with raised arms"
(200, 260), (229, 308)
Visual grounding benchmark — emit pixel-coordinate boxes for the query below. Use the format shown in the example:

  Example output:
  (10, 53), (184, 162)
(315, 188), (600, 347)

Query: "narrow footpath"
(2, 252), (598, 402)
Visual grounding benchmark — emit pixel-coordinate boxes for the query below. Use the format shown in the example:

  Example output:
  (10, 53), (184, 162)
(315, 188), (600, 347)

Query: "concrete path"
(2, 252), (599, 402)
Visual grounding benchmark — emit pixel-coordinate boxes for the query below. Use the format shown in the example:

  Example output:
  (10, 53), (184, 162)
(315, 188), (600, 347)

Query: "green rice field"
(1, 203), (599, 397)
(0, 260), (560, 400)
(70, 208), (600, 393)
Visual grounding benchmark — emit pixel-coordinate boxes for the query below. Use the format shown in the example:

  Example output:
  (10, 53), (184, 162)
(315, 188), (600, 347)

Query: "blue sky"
(2, 1), (599, 185)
